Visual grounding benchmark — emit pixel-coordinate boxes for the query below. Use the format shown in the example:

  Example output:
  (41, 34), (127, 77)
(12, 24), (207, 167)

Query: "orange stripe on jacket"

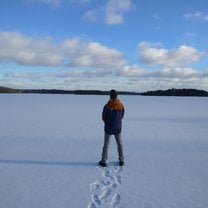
(106, 99), (124, 110)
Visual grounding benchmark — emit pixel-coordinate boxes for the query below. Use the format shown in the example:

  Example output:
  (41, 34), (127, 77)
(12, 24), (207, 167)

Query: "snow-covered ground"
(0, 94), (208, 208)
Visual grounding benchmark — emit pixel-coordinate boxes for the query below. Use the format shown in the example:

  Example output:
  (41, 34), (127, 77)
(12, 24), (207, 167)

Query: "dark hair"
(110, 89), (117, 99)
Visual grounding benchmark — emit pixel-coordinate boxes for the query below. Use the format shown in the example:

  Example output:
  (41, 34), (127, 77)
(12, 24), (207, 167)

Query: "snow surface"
(0, 94), (208, 208)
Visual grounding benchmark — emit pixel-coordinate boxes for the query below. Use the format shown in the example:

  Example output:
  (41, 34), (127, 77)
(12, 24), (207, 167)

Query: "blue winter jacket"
(102, 99), (125, 135)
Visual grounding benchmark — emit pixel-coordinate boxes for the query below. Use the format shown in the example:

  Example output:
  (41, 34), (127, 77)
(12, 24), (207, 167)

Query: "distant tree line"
(0, 86), (19, 93)
(141, 88), (208, 97)
(0, 86), (139, 95)
(1, 86), (208, 97)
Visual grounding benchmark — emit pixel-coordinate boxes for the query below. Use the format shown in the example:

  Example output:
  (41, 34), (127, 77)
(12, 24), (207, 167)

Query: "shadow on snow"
(0, 159), (97, 167)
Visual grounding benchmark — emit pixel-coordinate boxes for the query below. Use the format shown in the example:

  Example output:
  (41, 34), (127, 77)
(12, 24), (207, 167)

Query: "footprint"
(114, 175), (122, 185)
(112, 193), (121, 203)
(100, 180), (106, 186)
(99, 187), (112, 200)
(111, 194), (121, 208)
(112, 182), (118, 188)
(105, 180), (112, 186)
(88, 163), (123, 208)
(103, 169), (114, 179)
(87, 202), (96, 208)
(90, 181), (100, 193)
(92, 194), (101, 205)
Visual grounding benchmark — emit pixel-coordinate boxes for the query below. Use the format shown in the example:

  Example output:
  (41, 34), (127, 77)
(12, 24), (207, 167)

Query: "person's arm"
(121, 107), (125, 119)
(102, 105), (106, 122)
(120, 103), (124, 119)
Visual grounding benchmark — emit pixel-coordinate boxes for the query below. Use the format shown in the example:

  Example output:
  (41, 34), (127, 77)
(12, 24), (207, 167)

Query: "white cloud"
(62, 40), (126, 68)
(104, 0), (132, 25)
(155, 67), (199, 79)
(138, 41), (204, 67)
(83, 10), (98, 22)
(61, 38), (126, 69)
(184, 11), (208, 22)
(0, 31), (126, 69)
(118, 64), (200, 79)
(118, 65), (146, 77)
(83, 0), (132, 25)
(0, 32), (63, 66)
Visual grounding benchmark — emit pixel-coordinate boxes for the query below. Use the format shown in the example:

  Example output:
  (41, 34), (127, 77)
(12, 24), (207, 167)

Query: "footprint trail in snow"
(87, 163), (123, 208)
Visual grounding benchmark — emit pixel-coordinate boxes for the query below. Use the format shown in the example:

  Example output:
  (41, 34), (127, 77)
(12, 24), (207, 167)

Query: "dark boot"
(99, 160), (107, 167)
(119, 160), (125, 166)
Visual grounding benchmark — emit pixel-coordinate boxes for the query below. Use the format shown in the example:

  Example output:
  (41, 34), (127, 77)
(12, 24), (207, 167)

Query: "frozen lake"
(0, 94), (208, 208)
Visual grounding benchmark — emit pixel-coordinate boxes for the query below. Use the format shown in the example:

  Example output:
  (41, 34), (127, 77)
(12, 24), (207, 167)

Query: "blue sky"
(0, 0), (208, 91)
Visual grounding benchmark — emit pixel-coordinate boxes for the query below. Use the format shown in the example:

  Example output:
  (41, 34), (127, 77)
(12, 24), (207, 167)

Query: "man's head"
(110, 89), (117, 99)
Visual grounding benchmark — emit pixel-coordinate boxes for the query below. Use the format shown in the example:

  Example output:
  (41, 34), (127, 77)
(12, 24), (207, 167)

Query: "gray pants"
(101, 133), (124, 162)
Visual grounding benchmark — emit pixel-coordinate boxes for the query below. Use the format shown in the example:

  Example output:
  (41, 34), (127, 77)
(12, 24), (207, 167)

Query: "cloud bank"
(0, 32), (63, 66)
(1, 31), (207, 91)
(138, 41), (204, 68)
(0, 31), (126, 69)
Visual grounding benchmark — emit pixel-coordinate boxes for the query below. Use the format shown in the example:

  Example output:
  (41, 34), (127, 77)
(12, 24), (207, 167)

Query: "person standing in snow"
(99, 89), (125, 167)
